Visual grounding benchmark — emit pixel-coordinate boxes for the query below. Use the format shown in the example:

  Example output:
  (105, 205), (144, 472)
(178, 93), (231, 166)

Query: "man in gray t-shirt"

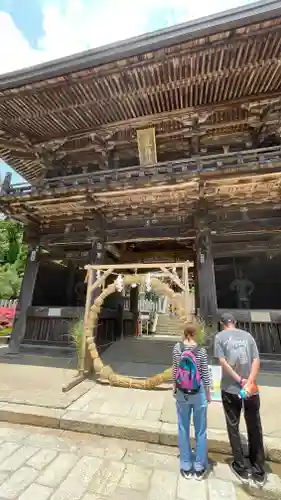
(215, 325), (259, 395)
(214, 313), (265, 486)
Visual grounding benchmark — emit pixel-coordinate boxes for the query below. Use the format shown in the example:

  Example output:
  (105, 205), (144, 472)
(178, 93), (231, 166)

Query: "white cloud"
(0, 0), (252, 75)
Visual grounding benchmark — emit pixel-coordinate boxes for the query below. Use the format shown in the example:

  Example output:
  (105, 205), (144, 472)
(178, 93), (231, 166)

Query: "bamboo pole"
(89, 269), (113, 293)
(159, 265), (185, 291)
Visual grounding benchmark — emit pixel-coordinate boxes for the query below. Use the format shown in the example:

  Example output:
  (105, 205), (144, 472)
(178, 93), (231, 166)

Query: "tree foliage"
(0, 219), (27, 299)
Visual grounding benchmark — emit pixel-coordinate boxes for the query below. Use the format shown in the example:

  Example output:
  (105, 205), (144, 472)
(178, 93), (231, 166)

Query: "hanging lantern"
(131, 269), (138, 288)
(30, 246), (39, 262)
(115, 274), (124, 292)
(145, 272), (151, 292)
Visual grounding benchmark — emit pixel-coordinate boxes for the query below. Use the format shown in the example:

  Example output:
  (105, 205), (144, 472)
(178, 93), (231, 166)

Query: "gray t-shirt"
(214, 328), (259, 395)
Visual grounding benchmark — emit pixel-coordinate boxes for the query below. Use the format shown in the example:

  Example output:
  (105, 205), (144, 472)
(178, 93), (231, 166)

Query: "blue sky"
(0, 161), (26, 184)
(0, 0), (252, 183)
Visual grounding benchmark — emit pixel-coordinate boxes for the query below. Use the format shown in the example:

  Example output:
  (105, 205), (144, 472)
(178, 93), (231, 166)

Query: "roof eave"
(0, 0), (280, 91)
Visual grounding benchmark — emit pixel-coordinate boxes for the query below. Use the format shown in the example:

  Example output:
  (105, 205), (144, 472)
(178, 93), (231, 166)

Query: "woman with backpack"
(173, 323), (212, 480)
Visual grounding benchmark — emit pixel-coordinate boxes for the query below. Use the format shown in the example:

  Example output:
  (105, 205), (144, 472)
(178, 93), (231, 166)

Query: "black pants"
(221, 391), (265, 476)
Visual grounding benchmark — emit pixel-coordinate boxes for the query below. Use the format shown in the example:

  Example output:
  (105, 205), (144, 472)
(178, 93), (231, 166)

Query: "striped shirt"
(172, 342), (211, 388)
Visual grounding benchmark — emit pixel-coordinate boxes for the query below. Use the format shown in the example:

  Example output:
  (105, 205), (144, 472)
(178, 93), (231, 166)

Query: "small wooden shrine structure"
(1, 0), (281, 355)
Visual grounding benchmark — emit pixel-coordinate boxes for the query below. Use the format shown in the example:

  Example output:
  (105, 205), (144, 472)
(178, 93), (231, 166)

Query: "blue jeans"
(176, 385), (208, 471)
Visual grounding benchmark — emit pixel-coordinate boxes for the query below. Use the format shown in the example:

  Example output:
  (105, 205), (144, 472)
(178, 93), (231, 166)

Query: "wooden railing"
(22, 306), (135, 348)
(217, 309), (281, 357)
(4, 145), (281, 197)
(17, 304), (281, 356)
(0, 299), (18, 308)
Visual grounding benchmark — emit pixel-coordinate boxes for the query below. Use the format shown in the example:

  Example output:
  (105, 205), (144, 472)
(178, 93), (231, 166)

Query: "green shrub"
(195, 317), (215, 347)
(70, 317), (84, 365)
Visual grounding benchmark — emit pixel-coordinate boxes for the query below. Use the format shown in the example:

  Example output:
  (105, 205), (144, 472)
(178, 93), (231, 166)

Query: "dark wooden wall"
(24, 260), (135, 348)
(215, 255), (281, 310)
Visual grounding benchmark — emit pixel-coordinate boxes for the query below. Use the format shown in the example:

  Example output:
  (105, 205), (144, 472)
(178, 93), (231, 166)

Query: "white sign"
(140, 313), (150, 320)
(251, 311), (271, 323)
(48, 308), (62, 317)
(208, 365), (222, 402)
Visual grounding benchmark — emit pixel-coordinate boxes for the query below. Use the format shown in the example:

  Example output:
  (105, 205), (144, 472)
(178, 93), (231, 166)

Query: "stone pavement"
(0, 422), (280, 500)
(0, 377), (281, 465)
(1, 343), (281, 465)
(0, 347), (91, 408)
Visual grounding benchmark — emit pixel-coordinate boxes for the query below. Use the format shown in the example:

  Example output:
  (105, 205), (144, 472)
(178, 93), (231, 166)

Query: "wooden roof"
(0, 0), (281, 183)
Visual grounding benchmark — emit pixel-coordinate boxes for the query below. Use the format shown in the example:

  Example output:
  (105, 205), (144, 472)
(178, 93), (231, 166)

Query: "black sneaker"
(194, 469), (206, 481)
(252, 472), (266, 487)
(230, 461), (249, 484)
(180, 469), (193, 480)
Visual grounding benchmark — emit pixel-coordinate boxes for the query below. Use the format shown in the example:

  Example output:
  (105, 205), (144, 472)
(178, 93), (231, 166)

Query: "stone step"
(157, 316), (183, 322)
(156, 323), (182, 329)
(157, 317), (183, 326)
(156, 321), (183, 330)
(155, 327), (182, 333)
(155, 330), (182, 336)
(155, 330), (182, 337)
(156, 321), (182, 329)
(155, 315), (183, 336)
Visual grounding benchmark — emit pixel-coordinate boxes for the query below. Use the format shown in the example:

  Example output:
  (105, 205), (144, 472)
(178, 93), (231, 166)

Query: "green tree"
(0, 219), (27, 299)
(0, 264), (22, 299)
(6, 222), (21, 264)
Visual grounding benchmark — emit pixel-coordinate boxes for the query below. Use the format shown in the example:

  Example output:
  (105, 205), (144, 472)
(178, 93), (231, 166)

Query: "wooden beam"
(85, 261), (193, 270)
(120, 249), (192, 263)
(213, 239), (281, 257)
(106, 225), (195, 243)
(210, 217), (281, 235)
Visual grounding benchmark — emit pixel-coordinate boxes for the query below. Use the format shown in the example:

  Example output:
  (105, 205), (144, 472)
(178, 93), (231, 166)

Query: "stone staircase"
(99, 314), (184, 382)
(154, 313), (184, 337)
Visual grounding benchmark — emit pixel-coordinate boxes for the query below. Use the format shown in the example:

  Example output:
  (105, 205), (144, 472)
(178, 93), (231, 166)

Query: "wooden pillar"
(66, 260), (76, 306)
(182, 263), (194, 321)
(8, 245), (39, 354)
(194, 259), (200, 312)
(116, 292), (124, 340)
(89, 238), (105, 306)
(196, 230), (217, 326)
(130, 285), (139, 336)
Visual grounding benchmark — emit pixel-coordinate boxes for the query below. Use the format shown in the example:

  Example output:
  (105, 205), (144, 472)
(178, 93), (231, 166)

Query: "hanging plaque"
(137, 128), (157, 165)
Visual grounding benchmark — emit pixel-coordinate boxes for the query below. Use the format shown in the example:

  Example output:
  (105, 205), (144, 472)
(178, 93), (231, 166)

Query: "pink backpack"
(175, 344), (201, 394)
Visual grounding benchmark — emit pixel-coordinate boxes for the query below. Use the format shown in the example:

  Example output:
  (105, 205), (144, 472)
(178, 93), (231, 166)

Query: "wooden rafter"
(0, 11), (281, 182)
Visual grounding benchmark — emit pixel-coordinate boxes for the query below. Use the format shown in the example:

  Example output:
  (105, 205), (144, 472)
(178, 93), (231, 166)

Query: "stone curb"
(0, 402), (280, 467)
(0, 403), (64, 428)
